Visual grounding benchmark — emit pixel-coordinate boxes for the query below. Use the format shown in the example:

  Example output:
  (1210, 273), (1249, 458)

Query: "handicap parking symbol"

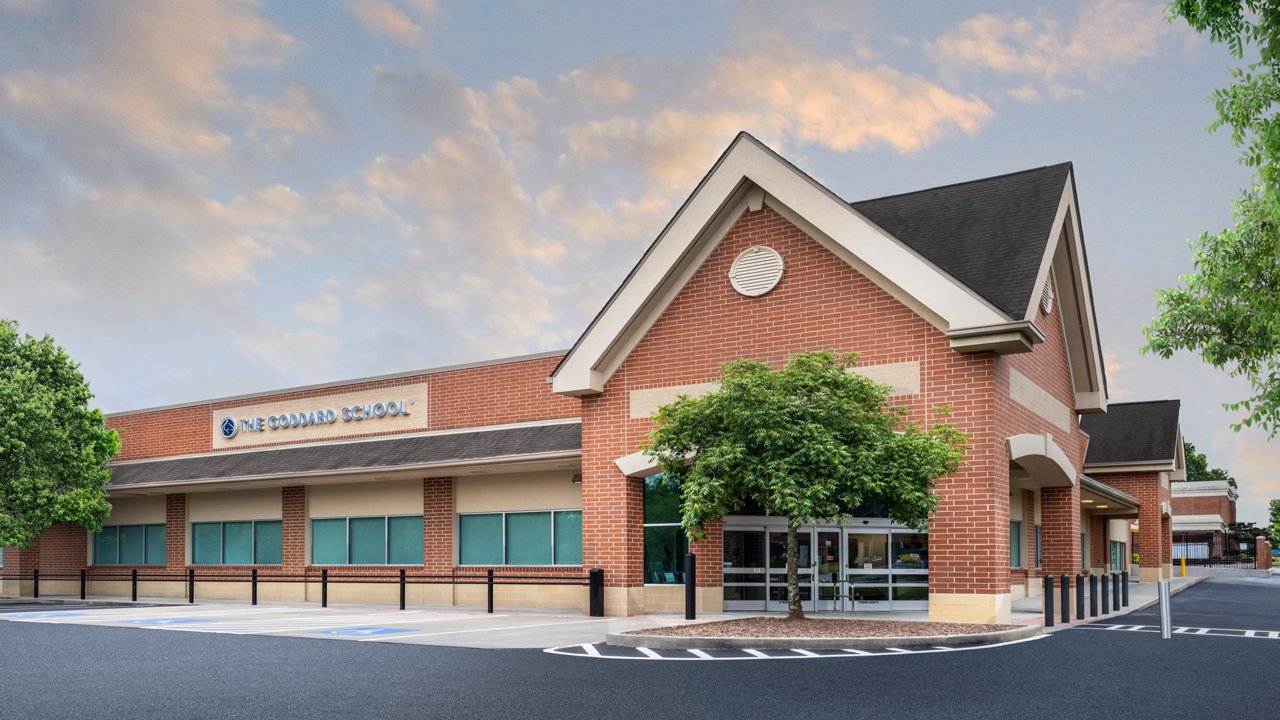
(313, 627), (408, 636)
(124, 617), (209, 625)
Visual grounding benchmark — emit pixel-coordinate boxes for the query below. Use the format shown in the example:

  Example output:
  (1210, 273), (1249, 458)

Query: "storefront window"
(644, 474), (687, 583)
(192, 520), (282, 565)
(890, 532), (927, 569)
(310, 516), (424, 565)
(457, 511), (581, 566)
(847, 533), (887, 570)
(93, 525), (166, 565)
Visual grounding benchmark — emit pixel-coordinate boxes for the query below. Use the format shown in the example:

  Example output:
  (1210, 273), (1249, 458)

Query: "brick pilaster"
(282, 486), (307, 568)
(165, 494), (187, 569)
(424, 478), (454, 571)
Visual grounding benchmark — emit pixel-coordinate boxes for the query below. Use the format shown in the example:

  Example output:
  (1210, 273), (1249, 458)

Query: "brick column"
(1088, 513), (1106, 573)
(424, 478), (454, 571)
(1041, 484), (1082, 577)
(1256, 537), (1272, 571)
(1099, 473), (1168, 582)
(165, 494), (187, 569)
(3, 544), (40, 597)
(690, 519), (723, 612)
(580, 391), (646, 616)
(282, 486), (307, 568)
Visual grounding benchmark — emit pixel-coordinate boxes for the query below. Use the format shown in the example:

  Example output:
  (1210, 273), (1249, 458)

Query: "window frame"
(1034, 524), (1042, 568)
(1010, 520), (1023, 569)
(93, 524), (167, 566)
(308, 514), (425, 566)
(190, 520), (283, 566)
(456, 509), (583, 567)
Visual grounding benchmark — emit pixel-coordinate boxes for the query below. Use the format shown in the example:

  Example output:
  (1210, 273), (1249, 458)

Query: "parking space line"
(581, 643), (601, 657)
(743, 649), (769, 658)
(687, 649), (713, 659)
(637, 647), (662, 659)
(791, 649), (819, 657)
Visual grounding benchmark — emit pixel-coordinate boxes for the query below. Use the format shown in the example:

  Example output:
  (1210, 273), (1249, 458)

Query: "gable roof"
(550, 132), (1105, 409)
(852, 163), (1073, 318)
(1080, 399), (1181, 465)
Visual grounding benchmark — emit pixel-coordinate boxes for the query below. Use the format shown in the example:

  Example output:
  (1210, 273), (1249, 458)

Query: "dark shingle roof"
(852, 163), (1072, 318)
(109, 422), (581, 488)
(1080, 400), (1180, 464)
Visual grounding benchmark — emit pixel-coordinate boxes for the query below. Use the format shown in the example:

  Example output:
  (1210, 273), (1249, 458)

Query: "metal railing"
(0, 567), (605, 617)
(1173, 556), (1256, 569)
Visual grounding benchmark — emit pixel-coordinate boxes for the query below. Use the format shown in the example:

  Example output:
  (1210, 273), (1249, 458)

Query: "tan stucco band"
(928, 592), (1013, 624)
(454, 471), (581, 513)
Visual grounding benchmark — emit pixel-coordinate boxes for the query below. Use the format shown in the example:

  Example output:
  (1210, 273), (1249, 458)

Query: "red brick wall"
(34, 524), (88, 572)
(1171, 493), (1234, 520)
(1088, 514), (1107, 569)
(1257, 538), (1272, 570)
(1097, 471), (1171, 568)
(579, 206), (1008, 595)
(107, 355), (580, 461)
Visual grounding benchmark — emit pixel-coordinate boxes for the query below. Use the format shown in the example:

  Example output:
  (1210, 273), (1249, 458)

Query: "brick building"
(1, 134), (1178, 624)
(1171, 478), (1238, 558)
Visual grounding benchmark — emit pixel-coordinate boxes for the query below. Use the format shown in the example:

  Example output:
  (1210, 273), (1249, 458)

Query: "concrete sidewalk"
(1011, 575), (1203, 632)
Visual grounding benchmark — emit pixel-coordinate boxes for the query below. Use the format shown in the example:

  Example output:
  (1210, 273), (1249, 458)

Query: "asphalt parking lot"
(0, 579), (1276, 720)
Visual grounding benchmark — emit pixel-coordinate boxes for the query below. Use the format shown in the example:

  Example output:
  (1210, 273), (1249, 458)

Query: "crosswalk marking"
(743, 649), (770, 658)
(581, 643), (601, 657)
(687, 649), (714, 659)
(544, 635), (1051, 661)
(791, 649), (819, 657)
(637, 647), (662, 659)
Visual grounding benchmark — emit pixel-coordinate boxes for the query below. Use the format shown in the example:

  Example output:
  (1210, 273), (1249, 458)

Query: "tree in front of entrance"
(1183, 440), (1238, 489)
(0, 319), (119, 549)
(1144, 1), (1280, 436)
(641, 351), (968, 619)
(1270, 499), (1280, 547)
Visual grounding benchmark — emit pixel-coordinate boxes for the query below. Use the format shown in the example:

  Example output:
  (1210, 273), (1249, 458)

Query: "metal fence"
(0, 568), (605, 616)
(1176, 557), (1256, 569)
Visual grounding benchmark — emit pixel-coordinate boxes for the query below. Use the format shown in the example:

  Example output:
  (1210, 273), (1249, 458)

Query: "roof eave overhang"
(948, 321), (1044, 354)
(1023, 172), (1108, 414)
(551, 132), (1012, 396)
(1081, 475), (1141, 509)
(1084, 460), (1175, 474)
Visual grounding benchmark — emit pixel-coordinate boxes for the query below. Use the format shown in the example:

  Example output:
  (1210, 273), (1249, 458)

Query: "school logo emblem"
(220, 417), (238, 439)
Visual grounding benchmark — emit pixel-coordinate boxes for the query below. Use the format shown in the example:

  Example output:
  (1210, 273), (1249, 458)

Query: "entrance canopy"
(1008, 433), (1075, 488)
(1079, 475), (1140, 517)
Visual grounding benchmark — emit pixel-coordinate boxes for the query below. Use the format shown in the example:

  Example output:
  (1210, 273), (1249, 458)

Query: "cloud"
(927, 0), (1171, 100)
(1211, 426), (1280, 525)
(291, 294), (343, 325)
(349, 1), (424, 46)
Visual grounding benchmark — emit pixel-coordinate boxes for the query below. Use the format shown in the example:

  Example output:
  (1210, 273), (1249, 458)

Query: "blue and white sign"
(220, 417), (238, 439)
(221, 399), (415, 439)
(312, 627), (408, 636)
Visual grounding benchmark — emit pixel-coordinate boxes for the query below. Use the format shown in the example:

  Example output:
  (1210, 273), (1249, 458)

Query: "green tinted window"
(0, 547), (4, 566)
(223, 522), (253, 565)
(254, 521), (282, 565)
(505, 512), (552, 565)
(643, 475), (681, 524)
(553, 511), (582, 565)
(94, 527), (119, 565)
(312, 519), (347, 564)
(144, 525), (166, 565)
(349, 517), (386, 565)
(193, 523), (222, 565)
(387, 516), (423, 565)
(118, 525), (145, 565)
(1010, 521), (1022, 568)
(459, 514), (503, 565)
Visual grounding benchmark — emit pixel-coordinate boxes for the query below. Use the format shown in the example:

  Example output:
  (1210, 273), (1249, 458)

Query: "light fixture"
(570, 473), (582, 484)
(1095, 504), (1109, 509)
(1081, 499), (1094, 504)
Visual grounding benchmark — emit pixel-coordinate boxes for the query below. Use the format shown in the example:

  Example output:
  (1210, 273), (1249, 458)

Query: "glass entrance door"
(766, 530), (813, 612)
(815, 530), (842, 611)
(722, 530), (767, 610)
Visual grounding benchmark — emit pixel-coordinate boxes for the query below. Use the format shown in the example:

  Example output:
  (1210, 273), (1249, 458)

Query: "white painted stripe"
(791, 649), (819, 657)
(884, 647), (911, 653)
(539, 634), (1051, 661)
(1245, 630), (1257, 638)
(1195, 628), (1211, 635)
(636, 647), (662, 659)
(1125, 626), (1147, 631)
(688, 649), (714, 659)
(842, 648), (870, 655)
(744, 649), (770, 658)
(581, 644), (601, 657)
(1269, 631), (1280, 639)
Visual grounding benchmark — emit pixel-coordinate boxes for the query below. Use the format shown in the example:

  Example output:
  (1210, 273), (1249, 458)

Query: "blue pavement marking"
(123, 618), (210, 625)
(311, 627), (410, 637)
(6, 612), (87, 619)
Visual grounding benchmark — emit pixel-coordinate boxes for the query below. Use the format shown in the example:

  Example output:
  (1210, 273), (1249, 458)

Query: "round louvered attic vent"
(729, 246), (785, 297)
(1040, 278), (1055, 314)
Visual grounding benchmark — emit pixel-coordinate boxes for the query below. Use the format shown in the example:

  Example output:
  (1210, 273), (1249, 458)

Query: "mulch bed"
(625, 617), (1019, 639)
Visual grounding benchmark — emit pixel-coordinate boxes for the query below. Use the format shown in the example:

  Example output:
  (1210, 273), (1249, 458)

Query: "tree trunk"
(786, 521), (805, 620)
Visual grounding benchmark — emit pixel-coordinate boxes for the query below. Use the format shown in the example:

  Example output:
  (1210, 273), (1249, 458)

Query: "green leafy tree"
(1183, 440), (1239, 488)
(1269, 498), (1280, 546)
(641, 351), (968, 619)
(0, 319), (119, 549)
(1144, 2), (1280, 435)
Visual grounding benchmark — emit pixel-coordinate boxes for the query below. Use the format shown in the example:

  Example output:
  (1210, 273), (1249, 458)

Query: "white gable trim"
(1025, 174), (1107, 413)
(552, 133), (1013, 396)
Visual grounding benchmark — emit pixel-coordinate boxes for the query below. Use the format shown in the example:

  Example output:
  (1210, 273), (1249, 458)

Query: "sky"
(0, 0), (1276, 524)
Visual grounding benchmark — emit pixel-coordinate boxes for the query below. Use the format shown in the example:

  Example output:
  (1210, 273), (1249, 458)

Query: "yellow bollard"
(1181, 557), (1186, 577)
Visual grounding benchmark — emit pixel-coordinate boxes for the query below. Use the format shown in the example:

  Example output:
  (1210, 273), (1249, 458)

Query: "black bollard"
(1112, 572), (1121, 609)
(486, 568), (494, 613)
(1089, 575), (1098, 617)
(1101, 574), (1110, 614)
(252, 568), (258, 606)
(588, 569), (604, 617)
(399, 568), (406, 611)
(187, 568), (195, 604)
(131, 568), (138, 602)
(80, 569), (86, 601)
(1121, 571), (1129, 607)
(1075, 574), (1085, 620)
(684, 553), (697, 620)
(1060, 574), (1070, 625)
(321, 568), (328, 608)
(1043, 575), (1054, 627)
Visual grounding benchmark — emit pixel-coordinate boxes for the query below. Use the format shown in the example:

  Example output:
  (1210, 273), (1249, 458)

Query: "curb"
(0, 598), (183, 608)
(605, 623), (1041, 651)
